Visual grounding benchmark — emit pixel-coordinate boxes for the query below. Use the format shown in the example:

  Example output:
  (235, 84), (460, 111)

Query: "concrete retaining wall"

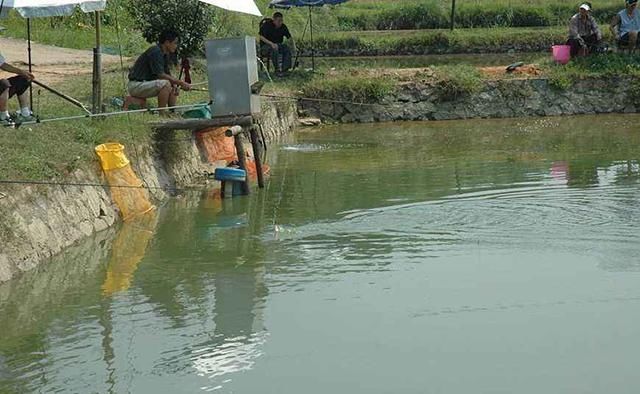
(301, 76), (639, 123)
(0, 99), (298, 283)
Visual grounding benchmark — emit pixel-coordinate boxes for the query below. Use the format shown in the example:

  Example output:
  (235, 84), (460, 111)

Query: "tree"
(127, 0), (215, 56)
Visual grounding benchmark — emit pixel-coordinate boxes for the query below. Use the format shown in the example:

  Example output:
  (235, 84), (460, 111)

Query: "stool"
(123, 96), (147, 110)
(214, 168), (248, 199)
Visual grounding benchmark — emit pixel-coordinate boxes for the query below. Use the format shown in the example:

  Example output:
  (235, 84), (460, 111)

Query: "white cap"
(579, 3), (591, 11)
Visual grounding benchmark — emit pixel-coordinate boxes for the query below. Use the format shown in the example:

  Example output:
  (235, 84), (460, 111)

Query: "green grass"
(0, 2), (148, 56)
(0, 0), (624, 56)
(433, 64), (483, 101)
(542, 53), (640, 90)
(301, 75), (394, 103)
(0, 64), (210, 181)
(269, 51), (640, 106)
(299, 27), (568, 56)
(335, 0), (623, 30)
(0, 0), (636, 182)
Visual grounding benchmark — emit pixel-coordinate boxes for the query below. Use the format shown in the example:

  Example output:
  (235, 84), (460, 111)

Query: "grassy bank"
(0, 0), (625, 56)
(287, 52), (640, 104)
(299, 27), (568, 56)
(0, 66), (209, 181)
(0, 2), (148, 56)
(337, 0), (622, 30)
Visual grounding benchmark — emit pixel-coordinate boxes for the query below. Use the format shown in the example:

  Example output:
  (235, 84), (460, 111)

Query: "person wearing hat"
(567, 3), (603, 57)
(611, 0), (640, 50)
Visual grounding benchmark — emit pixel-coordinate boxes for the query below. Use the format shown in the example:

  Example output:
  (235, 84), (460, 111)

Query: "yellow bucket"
(95, 143), (130, 171)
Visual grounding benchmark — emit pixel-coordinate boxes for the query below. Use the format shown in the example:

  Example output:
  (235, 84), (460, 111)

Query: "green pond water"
(2, 115), (640, 393)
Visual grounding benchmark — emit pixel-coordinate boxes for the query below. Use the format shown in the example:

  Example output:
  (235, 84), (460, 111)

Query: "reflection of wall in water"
(124, 191), (269, 384)
(0, 228), (117, 392)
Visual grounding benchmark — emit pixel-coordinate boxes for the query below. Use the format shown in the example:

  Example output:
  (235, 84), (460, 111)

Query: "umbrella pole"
(450, 0), (456, 31)
(27, 18), (33, 109)
(92, 11), (102, 113)
(309, 6), (315, 72)
(292, 12), (310, 70)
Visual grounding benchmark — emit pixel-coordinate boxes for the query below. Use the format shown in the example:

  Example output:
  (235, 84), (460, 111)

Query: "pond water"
(2, 115), (640, 393)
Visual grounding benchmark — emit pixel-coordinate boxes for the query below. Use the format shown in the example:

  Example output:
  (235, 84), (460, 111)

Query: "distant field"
(349, 0), (619, 6)
(329, 0), (623, 30)
(0, 0), (623, 55)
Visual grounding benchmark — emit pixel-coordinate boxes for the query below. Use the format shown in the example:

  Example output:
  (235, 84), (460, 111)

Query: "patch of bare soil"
(480, 64), (543, 79)
(0, 37), (124, 83)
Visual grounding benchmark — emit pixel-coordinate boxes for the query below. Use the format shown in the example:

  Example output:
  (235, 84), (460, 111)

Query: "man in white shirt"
(0, 51), (35, 125)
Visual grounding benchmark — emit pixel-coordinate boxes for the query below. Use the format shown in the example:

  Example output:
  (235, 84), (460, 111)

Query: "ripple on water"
(193, 331), (268, 391)
(266, 177), (640, 288)
(280, 143), (368, 152)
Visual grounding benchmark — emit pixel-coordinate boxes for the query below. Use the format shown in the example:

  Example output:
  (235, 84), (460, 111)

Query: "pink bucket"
(552, 45), (571, 65)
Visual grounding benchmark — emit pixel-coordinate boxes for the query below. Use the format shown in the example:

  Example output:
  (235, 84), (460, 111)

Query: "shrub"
(302, 77), (394, 103)
(126, 0), (215, 56)
(433, 65), (483, 101)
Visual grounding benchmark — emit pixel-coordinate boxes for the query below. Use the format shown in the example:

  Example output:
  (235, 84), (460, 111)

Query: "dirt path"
(0, 37), (125, 83)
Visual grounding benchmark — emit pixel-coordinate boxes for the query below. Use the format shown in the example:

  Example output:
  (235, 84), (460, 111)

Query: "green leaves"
(126, 0), (215, 56)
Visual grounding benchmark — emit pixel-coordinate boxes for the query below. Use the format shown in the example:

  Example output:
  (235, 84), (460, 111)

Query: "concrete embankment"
(0, 99), (297, 283)
(300, 76), (639, 123)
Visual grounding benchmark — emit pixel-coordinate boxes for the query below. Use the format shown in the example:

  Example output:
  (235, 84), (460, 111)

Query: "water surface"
(1, 115), (640, 393)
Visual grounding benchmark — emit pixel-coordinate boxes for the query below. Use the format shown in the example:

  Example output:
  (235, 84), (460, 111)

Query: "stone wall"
(300, 77), (638, 123)
(0, 99), (298, 283)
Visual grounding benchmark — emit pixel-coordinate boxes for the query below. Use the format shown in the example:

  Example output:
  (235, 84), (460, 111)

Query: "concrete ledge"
(300, 76), (639, 123)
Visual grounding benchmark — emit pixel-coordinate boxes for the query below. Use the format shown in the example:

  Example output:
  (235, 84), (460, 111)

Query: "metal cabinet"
(205, 36), (261, 118)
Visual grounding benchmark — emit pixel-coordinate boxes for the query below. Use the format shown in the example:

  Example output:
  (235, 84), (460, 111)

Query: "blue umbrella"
(270, 0), (349, 6)
(269, 0), (351, 70)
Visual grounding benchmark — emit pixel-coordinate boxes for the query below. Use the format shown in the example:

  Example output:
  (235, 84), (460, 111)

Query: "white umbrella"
(198, 0), (262, 17)
(0, 0), (105, 18)
(0, 0), (107, 112)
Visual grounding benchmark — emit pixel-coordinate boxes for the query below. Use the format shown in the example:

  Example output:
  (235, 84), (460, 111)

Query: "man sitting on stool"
(128, 30), (191, 114)
(611, 0), (640, 51)
(567, 3), (603, 57)
(259, 12), (296, 75)
(0, 51), (35, 125)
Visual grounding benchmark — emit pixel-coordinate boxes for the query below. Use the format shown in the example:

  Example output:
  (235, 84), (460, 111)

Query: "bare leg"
(0, 89), (9, 113)
(629, 31), (638, 53)
(17, 90), (30, 109)
(168, 87), (178, 108)
(157, 84), (172, 109)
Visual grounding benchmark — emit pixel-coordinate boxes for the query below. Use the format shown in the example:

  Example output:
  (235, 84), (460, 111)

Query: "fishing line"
(2, 101), (213, 128)
(0, 90), (390, 129)
(112, 0), (150, 189)
(0, 178), (206, 193)
(260, 93), (389, 107)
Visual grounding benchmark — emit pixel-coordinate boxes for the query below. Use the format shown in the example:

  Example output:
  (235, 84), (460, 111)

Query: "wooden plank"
(249, 127), (265, 189)
(233, 135), (251, 196)
(150, 116), (254, 131)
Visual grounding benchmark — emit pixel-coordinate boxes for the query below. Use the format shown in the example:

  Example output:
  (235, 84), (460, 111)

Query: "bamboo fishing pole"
(31, 80), (92, 114)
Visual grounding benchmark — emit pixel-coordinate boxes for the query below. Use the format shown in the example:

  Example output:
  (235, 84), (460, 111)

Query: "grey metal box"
(205, 36), (261, 118)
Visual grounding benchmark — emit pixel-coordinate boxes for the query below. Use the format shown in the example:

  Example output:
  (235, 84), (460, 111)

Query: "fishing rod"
(292, 14), (310, 70)
(4, 101), (212, 128)
(32, 79), (92, 114)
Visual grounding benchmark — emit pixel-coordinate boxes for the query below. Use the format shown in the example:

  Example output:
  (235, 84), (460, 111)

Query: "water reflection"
(0, 228), (116, 393)
(102, 211), (158, 295)
(0, 190), (271, 392)
(1, 115), (640, 393)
